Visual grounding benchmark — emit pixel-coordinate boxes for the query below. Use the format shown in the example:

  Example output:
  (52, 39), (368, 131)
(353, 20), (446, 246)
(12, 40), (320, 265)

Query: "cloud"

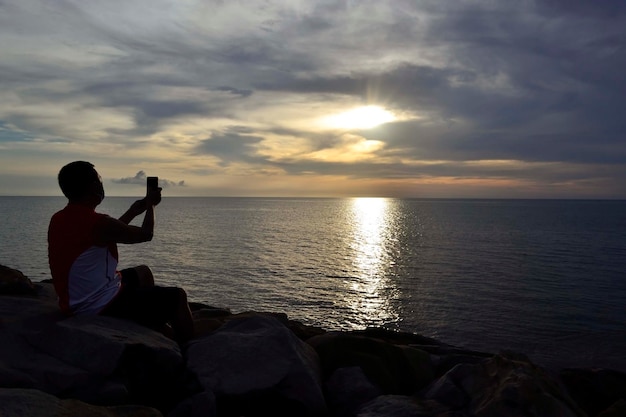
(112, 171), (148, 185)
(1, 1), (625, 197)
(112, 171), (185, 188)
(195, 130), (267, 166)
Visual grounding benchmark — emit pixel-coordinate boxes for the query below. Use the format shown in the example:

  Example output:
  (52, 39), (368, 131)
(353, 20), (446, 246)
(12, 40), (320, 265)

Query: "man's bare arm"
(99, 187), (160, 244)
(119, 199), (147, 225)
(95, 209), (154, 244)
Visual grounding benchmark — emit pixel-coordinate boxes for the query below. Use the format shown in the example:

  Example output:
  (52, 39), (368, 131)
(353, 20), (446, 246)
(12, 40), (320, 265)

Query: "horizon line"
(1, 195), (625, 201)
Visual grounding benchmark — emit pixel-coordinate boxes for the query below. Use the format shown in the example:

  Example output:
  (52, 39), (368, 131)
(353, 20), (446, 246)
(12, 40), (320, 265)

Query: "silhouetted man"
(48, 161), (193, 343)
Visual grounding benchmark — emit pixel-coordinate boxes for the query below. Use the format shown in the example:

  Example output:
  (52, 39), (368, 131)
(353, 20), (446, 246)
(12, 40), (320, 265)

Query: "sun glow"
(322, 105), (396, 130)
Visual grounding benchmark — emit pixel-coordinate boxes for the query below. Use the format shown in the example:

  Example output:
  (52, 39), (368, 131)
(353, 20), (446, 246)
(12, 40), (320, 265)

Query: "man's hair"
(58, 161), (98, 200)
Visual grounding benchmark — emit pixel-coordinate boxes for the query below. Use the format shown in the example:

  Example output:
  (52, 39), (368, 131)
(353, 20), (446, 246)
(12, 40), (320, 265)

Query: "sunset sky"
(1, 1), (625, 198)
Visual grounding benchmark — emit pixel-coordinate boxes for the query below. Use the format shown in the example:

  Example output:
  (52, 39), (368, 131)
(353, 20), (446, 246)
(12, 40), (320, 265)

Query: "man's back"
(48, 203), (121, 314)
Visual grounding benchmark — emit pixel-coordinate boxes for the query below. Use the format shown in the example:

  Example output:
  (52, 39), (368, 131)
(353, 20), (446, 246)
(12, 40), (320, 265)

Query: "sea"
(1, 196), (625, 372)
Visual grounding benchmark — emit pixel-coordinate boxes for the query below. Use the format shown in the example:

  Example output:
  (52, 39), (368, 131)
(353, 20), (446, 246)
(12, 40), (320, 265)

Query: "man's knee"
(134, 265), (154, 287)
(175, 287), (188, 304)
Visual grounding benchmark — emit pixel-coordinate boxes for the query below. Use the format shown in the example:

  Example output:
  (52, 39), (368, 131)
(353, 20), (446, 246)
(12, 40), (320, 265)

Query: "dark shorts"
(99, 268), (181, 330)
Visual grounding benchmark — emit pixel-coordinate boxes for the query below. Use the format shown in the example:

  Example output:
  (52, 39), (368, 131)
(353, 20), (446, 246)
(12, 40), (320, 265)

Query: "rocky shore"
(1, 263), (625, 417)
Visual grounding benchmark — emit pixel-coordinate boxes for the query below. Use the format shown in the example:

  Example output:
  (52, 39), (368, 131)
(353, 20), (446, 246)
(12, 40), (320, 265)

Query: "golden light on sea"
(343, 197), (400, 327)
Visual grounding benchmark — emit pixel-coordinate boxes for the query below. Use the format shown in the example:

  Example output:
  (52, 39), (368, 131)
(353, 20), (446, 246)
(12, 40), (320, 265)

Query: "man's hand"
(146, 187), (162, 207)
(129, 199), (147, 215)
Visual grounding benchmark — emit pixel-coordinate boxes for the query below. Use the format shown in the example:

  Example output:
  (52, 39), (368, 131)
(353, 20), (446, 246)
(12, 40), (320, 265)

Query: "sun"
(321, 105), (396, 130)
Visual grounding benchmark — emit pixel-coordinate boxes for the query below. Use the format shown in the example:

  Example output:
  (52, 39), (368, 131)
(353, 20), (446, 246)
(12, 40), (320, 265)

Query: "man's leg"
(101, 283), (194, 344)
(132, 265), (155, 287)
(171, 287), (194, 343)
(132, 266), (193, 342)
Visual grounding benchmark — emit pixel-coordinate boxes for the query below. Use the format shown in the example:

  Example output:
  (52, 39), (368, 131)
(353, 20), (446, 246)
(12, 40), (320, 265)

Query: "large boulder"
(0, 264), (37, 296)
(0, 388), (162, 417)
(307, 332), (435, 395)
(560, 368), (626, 417)
(325, 366), (382, 417)
(186, 314), (327, 416)
(1, 281), (199, 413)
(0, 279), (62, 330)
(597, 399), (626, 417)
(356, 395), (435, 417)
(0, 284), (102, 398)
(424, 352), (586, 417)
(0, 326), (116, 402)
(21, 314), (182, 377)
(21, 314), (197, 412)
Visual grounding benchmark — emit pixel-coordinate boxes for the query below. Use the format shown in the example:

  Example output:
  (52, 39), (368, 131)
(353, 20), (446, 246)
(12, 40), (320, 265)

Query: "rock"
(1, 280), (197, 413)
(0, 281), (62, 328)
(0, 264), (38, 295)
(422, 362), (473, 409)
(0, 388), (163, 417)
(21, 314), (181, 375)
(186, 314), (327, 416)
(356, 395), (426, 417)
(424, 352), (586, 417)
(400, 345), (436, 390)
(431, 351), (491, 377)
(0, 326), (119, 402)
(325, 366), (383, 417)
(284, 318), (327, 341)
(307, 332), (434, 395)
(167, 391), (217, 417)
(0, 284), (114, 399)
(191, 317), (226, 338)
(560, 368), (626, 417)
(597, 399), (626, 417)
(1, 265), (625, 417)
(350, 327), (446, 348)
(190, 304), (232, 320)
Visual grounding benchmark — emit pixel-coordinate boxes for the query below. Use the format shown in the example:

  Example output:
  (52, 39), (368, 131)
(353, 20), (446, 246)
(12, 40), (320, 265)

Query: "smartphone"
(146, 176), (158, 194)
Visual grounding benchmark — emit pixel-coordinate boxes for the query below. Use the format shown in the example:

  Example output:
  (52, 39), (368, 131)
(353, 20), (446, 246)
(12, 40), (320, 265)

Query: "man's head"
(58, 161), (104, 204)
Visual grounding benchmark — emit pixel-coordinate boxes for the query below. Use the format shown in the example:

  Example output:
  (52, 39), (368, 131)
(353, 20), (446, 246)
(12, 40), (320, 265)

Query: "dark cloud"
(79, 80), (216, 136)
(195, 131), (267, 166)
(215, 86), (253, 98)
(537, 0), (626, 18)
(361, 118), (626, 167)
(252, 1), (626, 175)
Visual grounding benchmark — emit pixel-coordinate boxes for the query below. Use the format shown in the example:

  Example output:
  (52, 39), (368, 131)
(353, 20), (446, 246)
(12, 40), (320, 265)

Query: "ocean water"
(1, 196), (625, 371)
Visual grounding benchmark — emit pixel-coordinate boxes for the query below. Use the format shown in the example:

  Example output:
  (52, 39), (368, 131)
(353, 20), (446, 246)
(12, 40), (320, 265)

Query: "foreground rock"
(0, 388), (162, 417)
(186, 314), (326, 416)
(0, 264), (38, 296)
(1, 264), (625, 416)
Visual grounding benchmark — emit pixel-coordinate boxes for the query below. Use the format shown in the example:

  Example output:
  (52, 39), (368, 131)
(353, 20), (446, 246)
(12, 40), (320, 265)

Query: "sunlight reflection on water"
(345, 198), (400, 327)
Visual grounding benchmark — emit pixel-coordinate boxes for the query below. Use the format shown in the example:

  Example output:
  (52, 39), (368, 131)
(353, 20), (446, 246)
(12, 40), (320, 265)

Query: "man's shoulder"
(50, 205), (110, 227)
(53, 204), (108, 216)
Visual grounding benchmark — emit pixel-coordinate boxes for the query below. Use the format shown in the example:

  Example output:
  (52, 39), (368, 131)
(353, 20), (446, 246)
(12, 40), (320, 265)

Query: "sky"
(1, 0), (625, 198)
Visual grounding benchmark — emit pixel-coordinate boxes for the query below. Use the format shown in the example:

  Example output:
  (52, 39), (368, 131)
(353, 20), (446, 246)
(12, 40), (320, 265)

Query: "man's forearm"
(119, 210), (136, 225)
(119, 199), (147, 224)
(141, 205), (155, 240)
